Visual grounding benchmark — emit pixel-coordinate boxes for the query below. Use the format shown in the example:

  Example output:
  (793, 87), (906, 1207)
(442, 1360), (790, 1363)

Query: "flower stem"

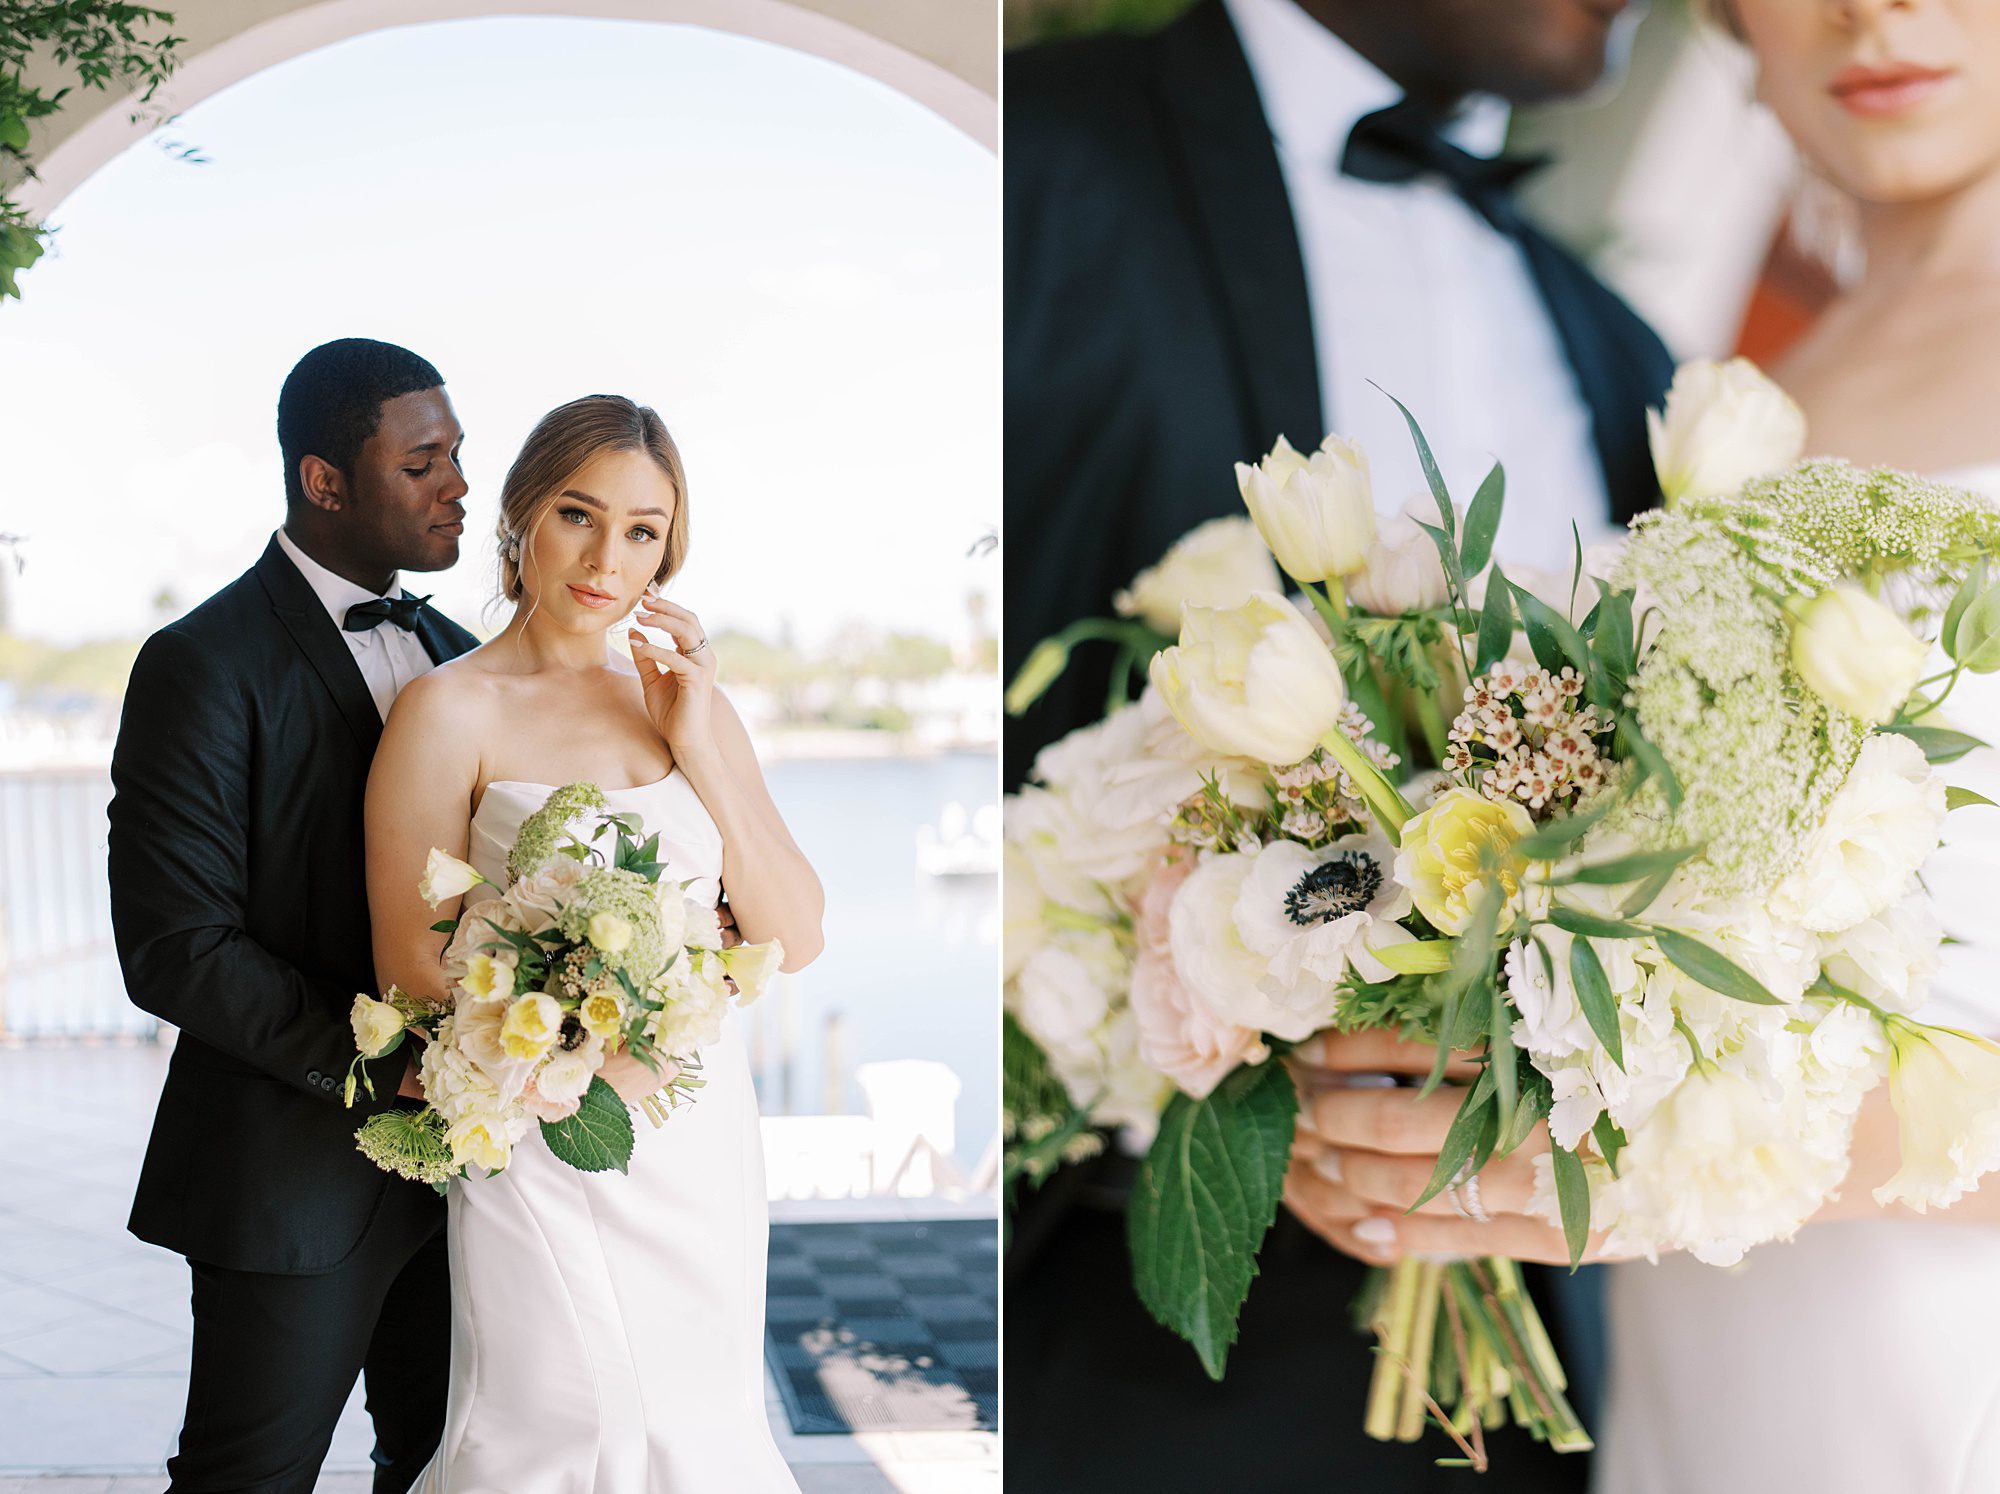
(1365, 1259), (1421, 1440)
(1318, 728), (1416, 843)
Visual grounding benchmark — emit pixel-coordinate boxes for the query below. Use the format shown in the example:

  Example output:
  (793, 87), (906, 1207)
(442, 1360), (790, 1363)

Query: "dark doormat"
(764, 1217), (998, 1435)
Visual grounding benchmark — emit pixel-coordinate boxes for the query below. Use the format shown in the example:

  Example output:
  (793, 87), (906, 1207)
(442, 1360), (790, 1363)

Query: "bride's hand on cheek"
(627, 596), (717, 755)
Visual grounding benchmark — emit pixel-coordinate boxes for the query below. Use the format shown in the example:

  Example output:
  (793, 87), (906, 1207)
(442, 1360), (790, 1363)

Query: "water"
(756, 752), (998, 1170)
(0, 753), (999, 1170)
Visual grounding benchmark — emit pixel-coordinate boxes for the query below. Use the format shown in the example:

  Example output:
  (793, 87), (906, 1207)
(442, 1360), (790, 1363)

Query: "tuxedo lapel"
(252, 537), (384, 756)
(1150, 0), (1323, 453)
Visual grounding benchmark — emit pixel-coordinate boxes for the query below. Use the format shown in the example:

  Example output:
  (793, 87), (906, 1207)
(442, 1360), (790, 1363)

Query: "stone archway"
(15, 0), (995, 217)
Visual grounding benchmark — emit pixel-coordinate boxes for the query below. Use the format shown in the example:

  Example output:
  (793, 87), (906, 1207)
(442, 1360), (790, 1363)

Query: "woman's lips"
(1830, 63), (1955, 119)
(567, 584), (614, 609)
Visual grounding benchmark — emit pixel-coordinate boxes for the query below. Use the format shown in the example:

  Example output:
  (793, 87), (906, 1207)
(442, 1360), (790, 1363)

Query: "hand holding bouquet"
(1004, 360), (2000, 1466)
(346, 782), (782, 1187)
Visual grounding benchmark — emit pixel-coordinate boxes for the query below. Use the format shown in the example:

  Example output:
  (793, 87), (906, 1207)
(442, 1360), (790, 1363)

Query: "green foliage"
(1002, 1012), (1095, 1199)
(539, 1076), (635, 1173)
(1, 4), (185, 301)
(1128, 1060), (1296, 1379)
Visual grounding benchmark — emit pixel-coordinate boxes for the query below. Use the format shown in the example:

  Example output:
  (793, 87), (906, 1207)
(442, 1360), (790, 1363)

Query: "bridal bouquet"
(1004, 360), (2000, 1464)
(346, 782), (782, 1187)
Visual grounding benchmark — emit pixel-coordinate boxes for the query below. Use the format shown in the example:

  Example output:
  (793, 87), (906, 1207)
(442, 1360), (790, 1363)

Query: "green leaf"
(1619, 712), (1684, 809)
(1550, 1143), (1592, 1270)
(1546, 906), (1647, 940)
(1561, 844), (1701, 886)
(1459, 463), (1504, 577)
(1948, 786), (1999, 812)
(1508, 578), (1591, 678)
(1489, 982), (1517, 1145)
(1499, 1068), (1551, 1156)
(539, 1077), (636, 1173)
(1474, 579), (1515, 674)
(1943, 560), (1986, 659)
(1566, 935), (1624, 1071)
(429, 918), (459, 934)
(1653, 929), (1782, 1004)
(1386, 391), (1455, 541)
(1881, 723), (1987, 764)
(1128, 1061), (1297, 1380)
(1592, 1114), (1627, 1176)
(1410, 1066), (1496, 1212)
(0, 115), (28, 151)
(1514, 792), (1623, 859)
(1415, 517), (1467, 611)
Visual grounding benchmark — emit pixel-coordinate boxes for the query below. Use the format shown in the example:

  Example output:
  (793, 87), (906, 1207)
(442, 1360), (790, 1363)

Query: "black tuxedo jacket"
(110, 535), (478, 1274)
(1003, 0), (1675, 787)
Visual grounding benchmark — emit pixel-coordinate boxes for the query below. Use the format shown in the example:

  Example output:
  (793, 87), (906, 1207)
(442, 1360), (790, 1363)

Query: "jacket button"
(322, 1076), (336, 1091)
(308, 1070), (323, 1085)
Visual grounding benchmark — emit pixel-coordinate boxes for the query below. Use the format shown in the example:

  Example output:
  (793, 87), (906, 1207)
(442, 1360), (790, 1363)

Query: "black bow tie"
(343, 594), (432, 633)
(1341, 99), (1550, 227)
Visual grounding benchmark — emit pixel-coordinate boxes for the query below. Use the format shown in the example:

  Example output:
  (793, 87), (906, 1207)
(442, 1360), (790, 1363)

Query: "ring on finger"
(684, 636), (709, 657)
(1447, 1172), (1493, 1224)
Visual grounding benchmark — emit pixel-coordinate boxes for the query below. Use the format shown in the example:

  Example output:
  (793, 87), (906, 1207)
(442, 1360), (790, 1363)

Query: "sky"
(0, 16), (998, 650)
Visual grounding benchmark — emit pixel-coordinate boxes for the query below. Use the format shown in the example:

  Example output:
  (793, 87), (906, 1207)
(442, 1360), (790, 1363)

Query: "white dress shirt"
(273, 528), (437, 722)
(1224, 0), (1611, 574)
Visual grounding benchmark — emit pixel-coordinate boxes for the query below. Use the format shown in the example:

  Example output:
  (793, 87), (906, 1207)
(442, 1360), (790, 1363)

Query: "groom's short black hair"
(277, 338), (445, 506)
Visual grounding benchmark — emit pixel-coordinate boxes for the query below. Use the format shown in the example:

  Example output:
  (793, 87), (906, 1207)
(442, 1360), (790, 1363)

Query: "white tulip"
(1346, 499), (1450, 614)
(1788, 583), (1929, 725)
(1114, 516), (1282, 635)
(1647, 357), (1806, 505)
(1149, 591), (1348, 766)
(1235, 434), (1377, 583)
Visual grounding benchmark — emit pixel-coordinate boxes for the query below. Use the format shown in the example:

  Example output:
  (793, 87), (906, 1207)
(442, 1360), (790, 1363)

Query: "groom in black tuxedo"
(109, 339), (481, 1492)
(1005, 1), (1673, 1489)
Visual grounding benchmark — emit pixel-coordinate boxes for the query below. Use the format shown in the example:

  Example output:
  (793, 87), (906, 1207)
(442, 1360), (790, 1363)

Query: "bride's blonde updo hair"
(495, 394), (690, 602)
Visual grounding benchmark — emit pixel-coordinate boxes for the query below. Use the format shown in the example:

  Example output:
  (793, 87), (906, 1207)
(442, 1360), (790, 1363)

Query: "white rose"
(419, 848), (486, 908)
(1598, 1065), (1843, 1266)
(1874, 1020), (2000, 1212)
(349, 994), (405, 1059)
(1818, 894), (1942, 1016)
(1232, 835), (1412, 997)
(1346, 499), (1450, 615)
(1114, 516), (1283, 634)
(1647, 357), (1806, 505)
(1048, 1007), (1173, 1146)
(1788, 583), (1929, 725)
(1772, 733), (1947, 933)
(1168, 851), (1323, 1042)
(1150, 591), (1348, 766)
(1235, 434), (1377, 584)
(507, 856), (587, 933)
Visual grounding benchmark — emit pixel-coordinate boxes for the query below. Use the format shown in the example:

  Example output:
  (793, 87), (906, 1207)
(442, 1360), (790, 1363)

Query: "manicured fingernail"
(1353, 1217), (1397, 1246)
(1312, 1151), (1343, 1183)
(1295, 1106), (1322, 1138)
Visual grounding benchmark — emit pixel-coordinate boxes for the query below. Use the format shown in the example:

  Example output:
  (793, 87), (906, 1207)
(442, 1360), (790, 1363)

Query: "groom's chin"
(409, 535), (463, 573)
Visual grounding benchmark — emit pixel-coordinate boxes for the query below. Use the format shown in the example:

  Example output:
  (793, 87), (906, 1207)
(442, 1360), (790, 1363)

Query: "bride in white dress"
(364, 394), (825, 1491)
(1596, 3), (2000, 1490)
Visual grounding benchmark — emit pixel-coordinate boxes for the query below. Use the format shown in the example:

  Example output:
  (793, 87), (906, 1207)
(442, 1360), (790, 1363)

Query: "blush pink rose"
(1129, 854), (1270, 1099)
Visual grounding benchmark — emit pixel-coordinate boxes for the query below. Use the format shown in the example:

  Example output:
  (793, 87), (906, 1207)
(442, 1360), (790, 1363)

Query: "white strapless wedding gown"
(413, 774), (797, 1493)
(1596, 468), (2000, 1494)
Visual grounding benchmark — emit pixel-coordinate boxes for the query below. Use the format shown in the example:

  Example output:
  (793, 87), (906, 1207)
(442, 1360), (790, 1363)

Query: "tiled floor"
(0, 1044), (997, 1493)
